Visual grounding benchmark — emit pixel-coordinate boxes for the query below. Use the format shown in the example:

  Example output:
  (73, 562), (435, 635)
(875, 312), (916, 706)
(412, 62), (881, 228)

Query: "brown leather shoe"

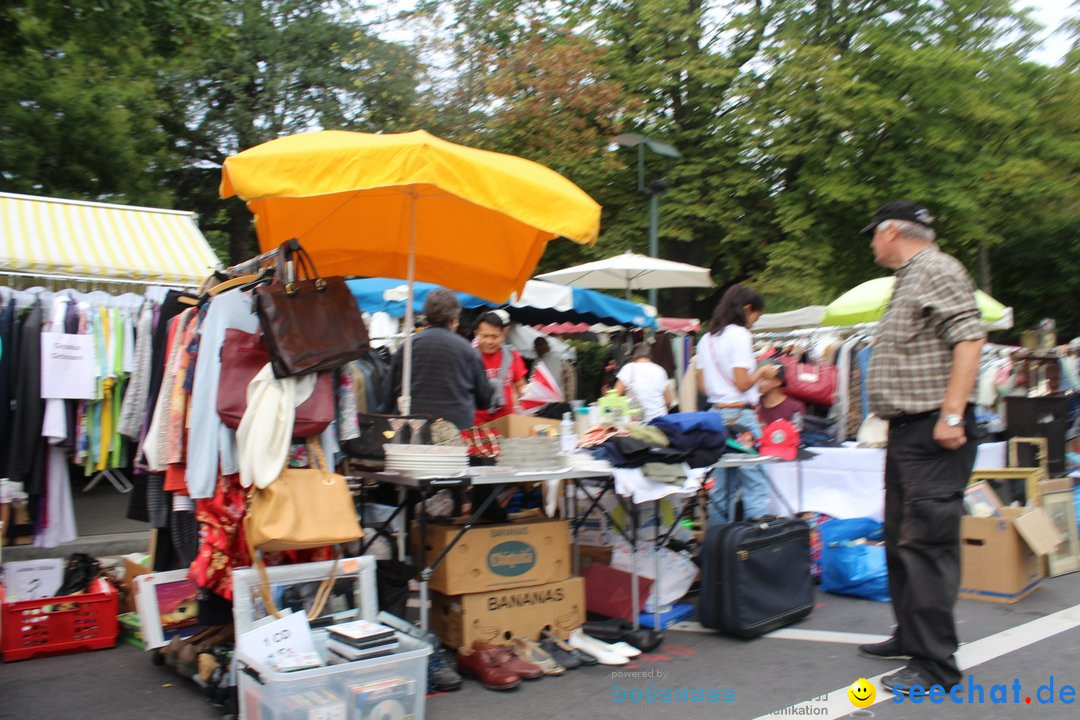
(457, 644), (521, 691)
(480, 642), (544, 680)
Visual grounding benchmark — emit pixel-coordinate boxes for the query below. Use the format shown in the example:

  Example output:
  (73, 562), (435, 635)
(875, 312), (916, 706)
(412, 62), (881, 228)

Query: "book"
(327, 637), (399, 662)
(328, 619), (396, 647)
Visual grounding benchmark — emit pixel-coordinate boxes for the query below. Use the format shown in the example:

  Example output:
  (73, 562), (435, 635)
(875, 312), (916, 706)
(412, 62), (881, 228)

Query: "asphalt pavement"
(1, 572), (1078, 720)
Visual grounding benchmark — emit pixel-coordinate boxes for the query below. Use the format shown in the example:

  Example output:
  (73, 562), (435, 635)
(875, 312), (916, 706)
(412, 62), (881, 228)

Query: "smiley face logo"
(848, 678), (876, 708)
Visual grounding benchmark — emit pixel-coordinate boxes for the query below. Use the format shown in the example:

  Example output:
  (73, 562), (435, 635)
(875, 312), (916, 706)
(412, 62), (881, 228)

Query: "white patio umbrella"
(535, 251), (712, 298)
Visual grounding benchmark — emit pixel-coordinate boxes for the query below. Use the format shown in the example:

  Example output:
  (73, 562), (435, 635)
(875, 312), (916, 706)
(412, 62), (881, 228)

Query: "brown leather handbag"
(254, 239), (370, 377)
(217, 328), (335, 436)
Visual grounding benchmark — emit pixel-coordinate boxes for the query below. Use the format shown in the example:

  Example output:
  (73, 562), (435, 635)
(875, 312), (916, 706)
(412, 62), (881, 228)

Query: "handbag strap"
(306, 437), (328, 471)
(247, 525), (341, 621)
(275, 239), (321, 283)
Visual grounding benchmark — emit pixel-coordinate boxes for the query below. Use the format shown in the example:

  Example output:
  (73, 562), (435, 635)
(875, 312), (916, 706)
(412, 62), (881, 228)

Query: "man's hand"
(933, 418), (967, 450)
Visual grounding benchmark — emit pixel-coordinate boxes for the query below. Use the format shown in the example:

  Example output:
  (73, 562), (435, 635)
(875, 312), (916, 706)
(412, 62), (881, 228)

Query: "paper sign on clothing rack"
(40, 333), (96, 399)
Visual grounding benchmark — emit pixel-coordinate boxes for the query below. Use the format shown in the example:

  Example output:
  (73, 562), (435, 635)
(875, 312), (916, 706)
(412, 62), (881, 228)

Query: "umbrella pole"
(399, 190), (418, 415)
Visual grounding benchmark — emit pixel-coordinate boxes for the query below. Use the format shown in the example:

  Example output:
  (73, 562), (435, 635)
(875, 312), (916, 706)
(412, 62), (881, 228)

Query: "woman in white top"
(697, 284), (779, 524)
(615, 342), (673, 422)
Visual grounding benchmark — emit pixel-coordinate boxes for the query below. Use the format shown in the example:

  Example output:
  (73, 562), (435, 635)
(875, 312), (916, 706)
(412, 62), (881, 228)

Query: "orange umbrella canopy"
(220, 130), (600, 302)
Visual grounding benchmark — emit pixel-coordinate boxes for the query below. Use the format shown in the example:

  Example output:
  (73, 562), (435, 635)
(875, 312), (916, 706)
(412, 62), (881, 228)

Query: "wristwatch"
(943, 413), (964, 428)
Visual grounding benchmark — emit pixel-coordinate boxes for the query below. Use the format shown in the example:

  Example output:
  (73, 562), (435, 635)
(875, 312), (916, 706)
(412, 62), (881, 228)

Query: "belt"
(714, 403), (752, 410)
(889, 410), (937, 425)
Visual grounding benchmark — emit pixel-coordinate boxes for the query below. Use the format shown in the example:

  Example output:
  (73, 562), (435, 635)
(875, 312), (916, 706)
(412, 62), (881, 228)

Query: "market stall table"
(353, 467), (612, 631)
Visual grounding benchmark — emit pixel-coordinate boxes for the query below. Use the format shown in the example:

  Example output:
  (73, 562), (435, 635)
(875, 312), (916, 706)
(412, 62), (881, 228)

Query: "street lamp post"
(613, 133), (681, 308)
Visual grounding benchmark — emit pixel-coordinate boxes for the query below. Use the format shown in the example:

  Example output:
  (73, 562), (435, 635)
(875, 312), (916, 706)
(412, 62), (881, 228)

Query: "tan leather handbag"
(244, 439), (363, 552)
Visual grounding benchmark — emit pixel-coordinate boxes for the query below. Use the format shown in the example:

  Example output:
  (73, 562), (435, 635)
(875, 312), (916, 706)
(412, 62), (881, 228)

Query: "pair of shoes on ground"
(581, 619), (663, 652)
(859, 636), (946, 698)
(566, 629), (642, 666)
(538, 628), (597, 670)
(456, 639), (562, 691)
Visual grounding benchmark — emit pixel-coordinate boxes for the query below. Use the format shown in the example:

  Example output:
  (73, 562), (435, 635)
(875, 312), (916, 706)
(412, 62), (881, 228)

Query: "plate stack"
(384, 444), (468, 478)
(496, 436), (562, 470)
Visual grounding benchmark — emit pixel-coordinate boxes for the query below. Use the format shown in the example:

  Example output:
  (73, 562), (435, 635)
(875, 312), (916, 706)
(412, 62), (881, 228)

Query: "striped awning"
(0, 192), (221, 288)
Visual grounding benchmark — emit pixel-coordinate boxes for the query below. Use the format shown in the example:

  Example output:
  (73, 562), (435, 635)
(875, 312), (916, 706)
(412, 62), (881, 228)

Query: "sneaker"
(858, 636), (910, 661)
(376, 612), (462, 692)
(427, 640), (464, 692)
(882, 666), (935, 696)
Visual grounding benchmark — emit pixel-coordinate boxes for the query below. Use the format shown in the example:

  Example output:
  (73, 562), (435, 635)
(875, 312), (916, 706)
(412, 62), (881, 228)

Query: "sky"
(1027, 0), (1075, 64)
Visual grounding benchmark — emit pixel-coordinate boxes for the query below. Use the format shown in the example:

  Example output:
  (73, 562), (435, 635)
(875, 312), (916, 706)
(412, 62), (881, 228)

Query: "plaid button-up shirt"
(867, 245), (986, 418)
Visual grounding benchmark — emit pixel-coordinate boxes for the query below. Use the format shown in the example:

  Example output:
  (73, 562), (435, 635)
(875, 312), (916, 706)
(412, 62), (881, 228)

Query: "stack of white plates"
(497, 436), (562, 469)
(384, 444), (469, 477)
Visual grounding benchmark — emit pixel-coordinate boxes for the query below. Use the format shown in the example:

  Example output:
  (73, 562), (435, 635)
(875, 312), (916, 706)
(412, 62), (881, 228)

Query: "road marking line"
(764, 629), (892, 645)
(670, 622), (890, 646)
(753, 603), (1080, 719)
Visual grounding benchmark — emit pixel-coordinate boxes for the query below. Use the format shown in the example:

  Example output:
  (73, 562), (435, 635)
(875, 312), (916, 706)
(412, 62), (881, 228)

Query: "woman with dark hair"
(473, 309), (528, 425)
(697, 284), (779, 524)
(615, 342), (672, 421)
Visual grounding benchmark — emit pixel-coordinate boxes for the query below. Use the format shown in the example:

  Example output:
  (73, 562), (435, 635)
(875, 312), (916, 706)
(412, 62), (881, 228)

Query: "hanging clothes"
(0, 298), (16, 472)
(8, 300), (46, 496)
(185, 290), (260, 499)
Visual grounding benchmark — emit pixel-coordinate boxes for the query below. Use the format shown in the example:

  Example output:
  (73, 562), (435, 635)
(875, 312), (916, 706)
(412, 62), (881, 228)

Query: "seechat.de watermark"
(891, 676), (1076, 705)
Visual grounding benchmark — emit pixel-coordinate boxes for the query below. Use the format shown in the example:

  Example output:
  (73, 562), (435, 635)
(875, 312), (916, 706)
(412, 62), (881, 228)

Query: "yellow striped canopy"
(220, 129), (600, 303)
(0, 192), (221, 288)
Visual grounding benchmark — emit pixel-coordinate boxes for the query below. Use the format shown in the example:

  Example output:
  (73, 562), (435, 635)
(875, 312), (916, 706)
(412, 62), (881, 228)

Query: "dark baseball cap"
(860, 200), (935, 235)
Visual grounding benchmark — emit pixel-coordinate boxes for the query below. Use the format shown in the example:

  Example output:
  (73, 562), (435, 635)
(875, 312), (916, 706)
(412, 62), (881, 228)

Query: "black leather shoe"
(539, 638), (582, 670)
(882, 667), (934, 696)
(858, 636), (909, 660)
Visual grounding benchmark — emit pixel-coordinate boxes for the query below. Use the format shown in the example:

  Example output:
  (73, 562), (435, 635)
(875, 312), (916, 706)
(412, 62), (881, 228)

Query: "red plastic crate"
(1, 577), (118, 661)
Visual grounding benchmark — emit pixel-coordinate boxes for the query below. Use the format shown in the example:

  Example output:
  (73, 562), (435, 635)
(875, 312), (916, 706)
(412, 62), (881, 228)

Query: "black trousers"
(883, 407), (977, 687)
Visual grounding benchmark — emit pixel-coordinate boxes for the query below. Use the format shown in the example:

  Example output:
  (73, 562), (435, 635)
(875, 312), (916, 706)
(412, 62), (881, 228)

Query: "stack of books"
(326, 620), (399, 663)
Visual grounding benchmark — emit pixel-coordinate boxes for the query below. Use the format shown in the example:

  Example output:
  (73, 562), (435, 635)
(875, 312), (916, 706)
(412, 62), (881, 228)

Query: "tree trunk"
(978, 242), (992, 294)
(226, 200), (258, 265)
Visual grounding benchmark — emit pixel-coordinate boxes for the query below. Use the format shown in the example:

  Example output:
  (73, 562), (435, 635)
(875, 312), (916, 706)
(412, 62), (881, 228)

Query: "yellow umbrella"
(220, 129), (601, 412)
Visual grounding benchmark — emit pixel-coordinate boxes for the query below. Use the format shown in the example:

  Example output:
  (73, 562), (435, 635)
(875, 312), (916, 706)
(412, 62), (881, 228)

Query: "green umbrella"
(822, 277), (1008, 326)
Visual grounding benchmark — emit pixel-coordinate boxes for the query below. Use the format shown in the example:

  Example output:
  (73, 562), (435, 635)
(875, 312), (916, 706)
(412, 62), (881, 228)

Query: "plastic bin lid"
(232, 556), (378, 636)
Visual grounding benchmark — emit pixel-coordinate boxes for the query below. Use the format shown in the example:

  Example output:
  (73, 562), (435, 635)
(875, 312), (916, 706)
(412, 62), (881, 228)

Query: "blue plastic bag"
(820, 517), (890, 602)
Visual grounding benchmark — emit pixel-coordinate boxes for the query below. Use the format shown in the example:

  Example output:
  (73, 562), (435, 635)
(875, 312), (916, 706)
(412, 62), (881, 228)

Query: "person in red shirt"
(757, 362), (806, 426)
(473, 310), (527, 425)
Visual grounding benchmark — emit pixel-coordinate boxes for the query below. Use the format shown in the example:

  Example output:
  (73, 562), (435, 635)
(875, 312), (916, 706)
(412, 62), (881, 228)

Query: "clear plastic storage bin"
(233, 557), (430, 720)
(236, 633), (429, 720)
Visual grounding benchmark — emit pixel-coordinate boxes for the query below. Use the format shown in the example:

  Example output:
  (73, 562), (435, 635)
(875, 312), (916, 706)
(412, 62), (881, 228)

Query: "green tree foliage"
(1, 0), (1076, 335)
(0, 0), (188, 204)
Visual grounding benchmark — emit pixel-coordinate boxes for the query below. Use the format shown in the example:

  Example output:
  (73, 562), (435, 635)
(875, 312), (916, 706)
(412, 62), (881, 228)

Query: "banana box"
(429, 577), (585, 649)
(412, 519), (570, 595)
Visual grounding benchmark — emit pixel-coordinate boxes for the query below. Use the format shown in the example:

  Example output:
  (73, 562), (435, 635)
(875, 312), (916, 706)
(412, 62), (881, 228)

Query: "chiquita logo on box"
(486, 541), (536, 576)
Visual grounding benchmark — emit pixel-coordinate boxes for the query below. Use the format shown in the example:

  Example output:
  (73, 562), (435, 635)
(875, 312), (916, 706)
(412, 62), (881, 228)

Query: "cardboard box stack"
(415, 519), (585, 649)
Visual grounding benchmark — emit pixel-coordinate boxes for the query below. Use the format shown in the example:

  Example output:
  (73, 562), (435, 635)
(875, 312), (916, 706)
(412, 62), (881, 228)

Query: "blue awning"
(347, 278), (656, 328)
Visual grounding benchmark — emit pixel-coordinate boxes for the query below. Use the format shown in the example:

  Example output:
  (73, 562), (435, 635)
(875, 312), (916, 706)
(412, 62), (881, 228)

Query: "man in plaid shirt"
(857, 201), (986, 697)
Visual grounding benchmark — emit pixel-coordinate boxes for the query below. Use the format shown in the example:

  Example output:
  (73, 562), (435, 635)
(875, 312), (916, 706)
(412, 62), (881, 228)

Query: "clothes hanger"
(206, 272), (262, 297)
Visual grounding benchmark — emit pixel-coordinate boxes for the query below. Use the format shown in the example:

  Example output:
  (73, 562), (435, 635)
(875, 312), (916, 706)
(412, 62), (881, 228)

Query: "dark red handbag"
(777, 355), (838, 407)
(217, 328), (335, 436)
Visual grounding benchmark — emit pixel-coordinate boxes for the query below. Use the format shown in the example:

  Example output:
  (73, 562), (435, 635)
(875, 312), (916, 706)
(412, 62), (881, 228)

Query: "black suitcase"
(698, 517), (814, 637)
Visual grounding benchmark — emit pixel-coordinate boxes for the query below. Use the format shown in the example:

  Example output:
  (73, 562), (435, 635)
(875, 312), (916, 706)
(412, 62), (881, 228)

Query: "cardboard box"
(430, 577), (585, 649)
(481, 414), (561, 438)
(573, 544), (613, 572)
(413, 519), (570, 595)
(960, 506), (1062, 603)
(1039, 478), (1075, 495)
(122, 555), (153, 614)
